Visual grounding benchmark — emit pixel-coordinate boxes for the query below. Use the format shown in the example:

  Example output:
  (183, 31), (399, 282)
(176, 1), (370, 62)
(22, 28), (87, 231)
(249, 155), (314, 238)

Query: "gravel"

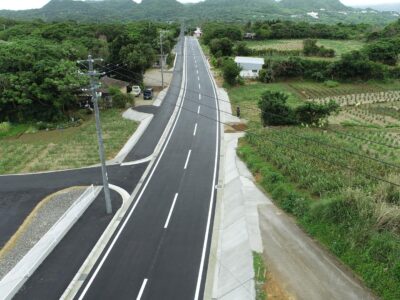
(0, 187), (87, 280)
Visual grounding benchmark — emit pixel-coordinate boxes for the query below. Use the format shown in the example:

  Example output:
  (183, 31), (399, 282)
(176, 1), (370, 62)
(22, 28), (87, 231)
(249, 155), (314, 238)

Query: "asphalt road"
(75, 37), (220, 300)
(0, 32), (187, 299)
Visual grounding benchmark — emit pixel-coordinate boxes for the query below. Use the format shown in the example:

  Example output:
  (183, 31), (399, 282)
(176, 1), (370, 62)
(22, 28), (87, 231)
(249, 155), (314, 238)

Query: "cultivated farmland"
(228, 81), (400, 300)
(246, 39), (365, 57)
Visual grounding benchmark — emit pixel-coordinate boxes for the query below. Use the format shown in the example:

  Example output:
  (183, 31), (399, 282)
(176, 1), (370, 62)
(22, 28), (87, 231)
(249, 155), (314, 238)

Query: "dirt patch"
(265, 272), (294, 300)
(224, 123), (247, 133)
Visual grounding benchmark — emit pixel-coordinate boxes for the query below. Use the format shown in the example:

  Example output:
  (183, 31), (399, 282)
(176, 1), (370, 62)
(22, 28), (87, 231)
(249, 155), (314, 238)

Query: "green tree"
(209, 38), (234, 57)
(258, 91), (295, 126)
(294, 101), (340, 125)
(222, 59), (241, 85)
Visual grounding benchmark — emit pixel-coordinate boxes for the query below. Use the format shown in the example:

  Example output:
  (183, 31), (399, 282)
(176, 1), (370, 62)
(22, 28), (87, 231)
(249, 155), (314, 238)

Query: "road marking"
(193, 123), (198, 136)
(198, 83), (201, 90)
(77, 37), (190, 300)
(196, 69), (199, 75)
(120, 154), (153, 166)
(194, 36), (220, 300)
(199, 94), (201, 101)
(137, 279), (148, 300)
(109, 184), (130, 203)
(197, 105), (201, 114)
(197, 76), (200, 81)
(184, 149), (192, 170)
(164, 193), (179, 229)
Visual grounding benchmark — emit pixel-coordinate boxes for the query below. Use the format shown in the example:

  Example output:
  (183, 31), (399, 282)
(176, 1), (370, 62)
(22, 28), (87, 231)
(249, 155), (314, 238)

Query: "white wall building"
(234, 56), (265, 78)
(194, 27), (202, 38)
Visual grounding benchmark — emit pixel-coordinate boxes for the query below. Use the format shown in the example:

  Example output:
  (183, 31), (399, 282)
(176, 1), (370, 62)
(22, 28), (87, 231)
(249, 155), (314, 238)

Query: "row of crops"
(310, 91), (400, 107)
(289, 82), (400, 99)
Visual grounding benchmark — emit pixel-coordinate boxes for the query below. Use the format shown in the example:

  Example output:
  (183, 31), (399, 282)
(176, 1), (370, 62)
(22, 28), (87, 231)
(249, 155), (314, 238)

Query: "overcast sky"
(0, 0), (399, 11)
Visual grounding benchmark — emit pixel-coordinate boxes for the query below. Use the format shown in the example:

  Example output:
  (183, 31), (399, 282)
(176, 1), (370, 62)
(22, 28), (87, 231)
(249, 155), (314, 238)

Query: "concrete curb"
(60, 37), (189, 300)
(153, 87), (169, 107)
(110, 109), (154, 164)
(0, 185), (101, 300)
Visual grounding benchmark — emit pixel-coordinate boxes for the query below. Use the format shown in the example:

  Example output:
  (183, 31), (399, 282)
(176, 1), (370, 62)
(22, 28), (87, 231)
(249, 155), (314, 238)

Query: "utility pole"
(78, 55), (113, 214)
(160, 31), (165, 89)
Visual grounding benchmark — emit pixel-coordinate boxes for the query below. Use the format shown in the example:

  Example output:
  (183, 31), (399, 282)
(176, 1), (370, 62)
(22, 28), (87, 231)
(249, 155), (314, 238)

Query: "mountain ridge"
(0, 0), (397, 24)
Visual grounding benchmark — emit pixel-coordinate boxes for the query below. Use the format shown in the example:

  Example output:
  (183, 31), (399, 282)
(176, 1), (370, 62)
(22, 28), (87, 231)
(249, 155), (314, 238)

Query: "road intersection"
(1, 33), (222, 300)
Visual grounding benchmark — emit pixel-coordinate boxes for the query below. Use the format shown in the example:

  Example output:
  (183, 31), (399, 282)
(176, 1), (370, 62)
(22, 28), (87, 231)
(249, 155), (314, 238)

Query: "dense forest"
(0, 0), (398, 24)
(0, 19), (179, 123)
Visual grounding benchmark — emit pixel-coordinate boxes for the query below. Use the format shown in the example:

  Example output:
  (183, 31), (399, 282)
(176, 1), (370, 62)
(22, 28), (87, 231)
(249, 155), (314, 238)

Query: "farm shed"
(234, 56), (265, 78)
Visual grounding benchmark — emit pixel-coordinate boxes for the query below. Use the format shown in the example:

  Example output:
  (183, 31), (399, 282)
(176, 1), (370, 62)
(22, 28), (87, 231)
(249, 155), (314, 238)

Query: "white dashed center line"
(184, 150), (192, 170)
(197, 105), (201, 114)
(137, 279), (148, 300)
(164, 193), (179, 229)
(199, 94), (201, 101)
(193, 123), (198, 136)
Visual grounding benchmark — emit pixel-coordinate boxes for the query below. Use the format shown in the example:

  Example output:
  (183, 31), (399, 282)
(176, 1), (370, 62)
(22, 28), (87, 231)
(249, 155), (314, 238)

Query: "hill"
(0, 0), (398, 24)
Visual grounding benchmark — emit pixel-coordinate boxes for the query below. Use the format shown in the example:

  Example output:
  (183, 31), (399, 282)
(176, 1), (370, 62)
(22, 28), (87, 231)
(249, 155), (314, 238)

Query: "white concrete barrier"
(0, 185), (101, 300)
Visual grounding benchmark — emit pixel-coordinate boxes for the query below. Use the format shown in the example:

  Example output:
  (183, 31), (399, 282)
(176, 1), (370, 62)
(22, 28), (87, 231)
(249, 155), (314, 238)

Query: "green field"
(0, 109), (137, 174)
(246, 39), (365, 57)
(227, 81), (400, 300)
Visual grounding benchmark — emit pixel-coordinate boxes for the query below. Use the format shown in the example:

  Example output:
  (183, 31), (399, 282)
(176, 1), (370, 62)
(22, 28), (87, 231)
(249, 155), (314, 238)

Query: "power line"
(96, 63), (400, 172)
(160, 97), (400, 188)
(98, 61), (400, 150)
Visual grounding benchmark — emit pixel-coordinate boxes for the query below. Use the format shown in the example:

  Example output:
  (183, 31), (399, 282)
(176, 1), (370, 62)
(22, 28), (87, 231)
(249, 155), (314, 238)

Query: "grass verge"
(253, 251), (267, 300)
(0, 109), (137, 174)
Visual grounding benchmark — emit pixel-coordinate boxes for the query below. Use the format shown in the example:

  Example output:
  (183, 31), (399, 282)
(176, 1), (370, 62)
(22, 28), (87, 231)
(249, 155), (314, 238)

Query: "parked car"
(131, 85), (141, 97)
(143, 88), (154, 100)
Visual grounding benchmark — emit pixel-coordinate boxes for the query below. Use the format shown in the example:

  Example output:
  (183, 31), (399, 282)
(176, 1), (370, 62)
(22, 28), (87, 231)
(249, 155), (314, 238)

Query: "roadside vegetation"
(0, 109), (137, 174)
(0, 19), (180, 174)
(253, 252), (267, 300)
(202, 19), (400, 300)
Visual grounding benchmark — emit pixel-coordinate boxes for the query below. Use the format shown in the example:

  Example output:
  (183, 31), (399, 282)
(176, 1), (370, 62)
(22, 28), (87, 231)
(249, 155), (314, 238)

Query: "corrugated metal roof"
(234, 56), (264, 65)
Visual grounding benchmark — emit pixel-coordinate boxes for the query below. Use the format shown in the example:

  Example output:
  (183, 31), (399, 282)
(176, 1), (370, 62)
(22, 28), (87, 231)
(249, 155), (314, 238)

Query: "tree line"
(0, 20), (179, 123)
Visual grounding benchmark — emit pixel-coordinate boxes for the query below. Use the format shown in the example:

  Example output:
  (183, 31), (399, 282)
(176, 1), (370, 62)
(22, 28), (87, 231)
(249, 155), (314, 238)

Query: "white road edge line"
(184, 150), (192, 170)
(197, 105), (201, 115)
(193, 37), (220, 300)
(164, 193), (179, 229)
(193, 123), (198, 136)
(77, 37), (189, 300)
(136, 278), (148, 300)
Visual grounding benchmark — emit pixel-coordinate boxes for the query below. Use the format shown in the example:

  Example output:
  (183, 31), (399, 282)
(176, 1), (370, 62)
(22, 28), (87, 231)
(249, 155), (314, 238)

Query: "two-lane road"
(76, 37), (220, 300)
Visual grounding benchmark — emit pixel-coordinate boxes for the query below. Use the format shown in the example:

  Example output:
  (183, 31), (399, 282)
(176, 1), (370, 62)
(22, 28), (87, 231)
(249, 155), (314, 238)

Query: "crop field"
(289, 81), (400, 99)
(246, 39), (365, 57)
(228, 81), (400, 300)
(0, 109), (137, 174)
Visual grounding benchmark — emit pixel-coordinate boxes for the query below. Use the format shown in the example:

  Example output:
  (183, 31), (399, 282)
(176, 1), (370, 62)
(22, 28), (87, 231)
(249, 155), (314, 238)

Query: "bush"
(235, 41), (252, 56)
(294, 100), (340, 126)
(0, 121), (11, 133)
(258, 91), (339, 126)
(209, 37), (234, 57)
(222, 59), (241, 86)
(304, 39), (335, 58)
(258, 91), (295, 126)
(324, 80), (339, 88)
(109, 87), (133, 109)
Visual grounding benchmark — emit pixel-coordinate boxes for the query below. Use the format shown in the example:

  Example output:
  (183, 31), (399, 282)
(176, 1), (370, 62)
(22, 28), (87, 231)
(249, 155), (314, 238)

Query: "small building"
(234, 56), (265, 78)
(194, 27), (202, 38)
(100, 76), (130, 95)
(244, 32), (256, 39)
